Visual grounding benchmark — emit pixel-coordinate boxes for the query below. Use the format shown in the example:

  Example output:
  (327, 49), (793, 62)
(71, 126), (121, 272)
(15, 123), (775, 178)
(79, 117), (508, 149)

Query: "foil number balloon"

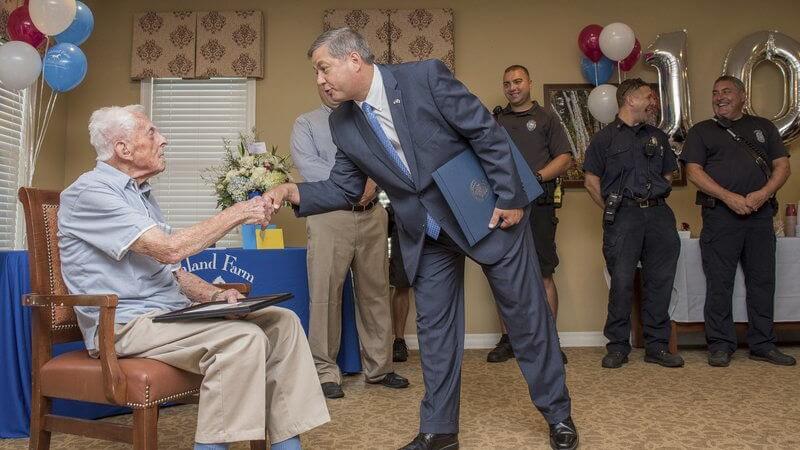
(644, 30), (693, 147)
(723, 30), (800, 144)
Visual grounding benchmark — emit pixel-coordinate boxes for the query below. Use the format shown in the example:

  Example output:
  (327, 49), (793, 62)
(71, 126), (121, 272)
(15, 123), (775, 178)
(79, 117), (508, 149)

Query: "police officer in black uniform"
(681, 75), (795, 367)
(490, 65), (573, 364)
(584, 78), (685, 369)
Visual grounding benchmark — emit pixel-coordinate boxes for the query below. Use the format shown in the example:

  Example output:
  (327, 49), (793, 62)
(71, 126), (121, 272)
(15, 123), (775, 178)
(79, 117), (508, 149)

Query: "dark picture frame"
(542, 83), (686, 188)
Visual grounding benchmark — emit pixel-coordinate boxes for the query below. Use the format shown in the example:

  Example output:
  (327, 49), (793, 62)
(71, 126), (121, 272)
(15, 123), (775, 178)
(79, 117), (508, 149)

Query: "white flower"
(238, 155), (255, 168)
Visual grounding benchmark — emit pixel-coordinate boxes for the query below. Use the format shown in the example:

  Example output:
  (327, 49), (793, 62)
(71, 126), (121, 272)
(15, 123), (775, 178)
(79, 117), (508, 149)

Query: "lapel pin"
(393, 99), (401, 104)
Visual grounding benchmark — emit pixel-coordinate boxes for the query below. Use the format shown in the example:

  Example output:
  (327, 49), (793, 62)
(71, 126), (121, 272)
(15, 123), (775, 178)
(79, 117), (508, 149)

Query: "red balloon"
(7, 6), (46, 49)
(578, 24), (604, 63)
(619, 38), (641, 72)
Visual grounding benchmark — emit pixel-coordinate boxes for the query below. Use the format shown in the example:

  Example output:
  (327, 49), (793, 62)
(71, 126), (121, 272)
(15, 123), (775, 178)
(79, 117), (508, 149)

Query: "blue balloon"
(43, 43), (88, 93)
(581, 56), (615, 86)
(54, 1), (94, 46)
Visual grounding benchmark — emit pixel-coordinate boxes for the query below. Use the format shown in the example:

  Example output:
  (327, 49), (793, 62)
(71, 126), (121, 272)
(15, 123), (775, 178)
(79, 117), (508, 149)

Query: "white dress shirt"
(356, 67), (411, 171)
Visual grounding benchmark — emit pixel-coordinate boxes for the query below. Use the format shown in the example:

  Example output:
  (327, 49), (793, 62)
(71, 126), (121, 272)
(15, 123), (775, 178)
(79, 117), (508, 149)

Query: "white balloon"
(588, 84), (619, 124)
(0, 41), (43, 91)
(29, 0), (77, 36)
(600, 22), (636, 61)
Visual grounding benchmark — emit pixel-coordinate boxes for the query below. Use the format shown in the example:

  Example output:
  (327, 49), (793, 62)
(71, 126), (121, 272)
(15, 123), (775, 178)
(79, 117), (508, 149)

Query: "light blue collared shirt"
(290, 104), (337, 182)
(58, 161), (190, 352)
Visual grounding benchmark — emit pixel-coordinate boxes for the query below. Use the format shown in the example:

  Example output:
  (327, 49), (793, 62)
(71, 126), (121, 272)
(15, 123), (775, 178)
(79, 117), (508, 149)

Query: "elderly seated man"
(57, 105), (329, 450)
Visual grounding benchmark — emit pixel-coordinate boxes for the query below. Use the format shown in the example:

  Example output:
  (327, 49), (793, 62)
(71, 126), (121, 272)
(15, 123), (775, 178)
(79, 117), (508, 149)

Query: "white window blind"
(142, 78), (254, 247)
(0, 84), (26, 250)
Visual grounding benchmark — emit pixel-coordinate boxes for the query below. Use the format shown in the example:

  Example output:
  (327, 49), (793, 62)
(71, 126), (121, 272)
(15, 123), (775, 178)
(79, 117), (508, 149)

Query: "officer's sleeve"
(60, 187), (158, 261)
(678, 126), (706, 166)
(582, 132), (606, 176)
(546, 112), (573, 158)
(764, 120), (789, 162)
(659, 133), (678, 174)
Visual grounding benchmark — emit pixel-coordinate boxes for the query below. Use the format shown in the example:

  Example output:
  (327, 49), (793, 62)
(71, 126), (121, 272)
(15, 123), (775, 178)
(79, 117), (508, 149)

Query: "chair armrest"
(213, 283), (251, 296)
(23, 293), (118, 308)
(23, 293), (127, 405)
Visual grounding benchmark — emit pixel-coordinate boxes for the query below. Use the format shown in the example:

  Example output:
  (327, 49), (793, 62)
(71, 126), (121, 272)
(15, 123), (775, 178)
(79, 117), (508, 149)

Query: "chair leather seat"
(40, 350), (203, 408)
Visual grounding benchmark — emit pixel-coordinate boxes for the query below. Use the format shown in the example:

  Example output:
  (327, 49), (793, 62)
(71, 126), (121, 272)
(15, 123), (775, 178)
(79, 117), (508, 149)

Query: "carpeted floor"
(2, 347), (799, 449)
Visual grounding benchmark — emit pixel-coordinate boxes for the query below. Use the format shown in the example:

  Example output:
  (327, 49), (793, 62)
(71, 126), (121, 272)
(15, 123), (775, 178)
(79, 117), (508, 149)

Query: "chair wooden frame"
(18, 187), (266, 450)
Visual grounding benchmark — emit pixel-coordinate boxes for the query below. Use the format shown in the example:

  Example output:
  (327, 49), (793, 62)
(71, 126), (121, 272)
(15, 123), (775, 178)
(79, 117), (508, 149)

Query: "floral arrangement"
(204, 129), (293, 209)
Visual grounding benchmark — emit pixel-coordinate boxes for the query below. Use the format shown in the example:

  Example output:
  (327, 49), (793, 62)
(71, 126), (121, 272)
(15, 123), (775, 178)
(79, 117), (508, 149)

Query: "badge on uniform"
(526, 119), (537, 132)
(754, 129), (766, 143)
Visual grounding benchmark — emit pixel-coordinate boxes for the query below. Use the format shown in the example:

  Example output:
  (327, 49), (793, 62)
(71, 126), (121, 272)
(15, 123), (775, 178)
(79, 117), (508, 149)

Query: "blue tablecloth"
(1, 248), (361, 438)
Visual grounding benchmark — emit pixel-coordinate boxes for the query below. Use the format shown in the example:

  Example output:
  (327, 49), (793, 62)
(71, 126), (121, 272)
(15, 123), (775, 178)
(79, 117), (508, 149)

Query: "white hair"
(88, 104), (146, 161)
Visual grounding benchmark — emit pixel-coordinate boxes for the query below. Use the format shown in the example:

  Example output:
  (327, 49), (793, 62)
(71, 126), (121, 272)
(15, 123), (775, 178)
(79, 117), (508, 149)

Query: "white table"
(669, 237), (800, 323)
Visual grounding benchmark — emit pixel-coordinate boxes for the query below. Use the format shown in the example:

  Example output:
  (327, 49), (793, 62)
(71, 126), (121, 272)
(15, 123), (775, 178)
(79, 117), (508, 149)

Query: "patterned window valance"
(323, 8), (454, 73)
(131, 10), (263, 80)
(1, 0), (22, 42)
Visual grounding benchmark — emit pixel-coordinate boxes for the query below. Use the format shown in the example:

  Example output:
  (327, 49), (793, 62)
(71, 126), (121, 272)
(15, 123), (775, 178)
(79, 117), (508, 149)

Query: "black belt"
(621, 197), (666, 208)
(352, 200), (377, 212)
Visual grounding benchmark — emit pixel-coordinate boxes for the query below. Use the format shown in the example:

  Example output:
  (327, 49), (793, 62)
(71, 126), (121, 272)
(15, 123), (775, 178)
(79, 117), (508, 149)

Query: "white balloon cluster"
(585, 22), (637, 124)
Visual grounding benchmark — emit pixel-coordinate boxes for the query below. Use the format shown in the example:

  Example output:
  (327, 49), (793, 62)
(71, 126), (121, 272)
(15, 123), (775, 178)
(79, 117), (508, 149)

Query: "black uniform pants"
(700, 211), (777, 354)
(602, 204), (679, 355)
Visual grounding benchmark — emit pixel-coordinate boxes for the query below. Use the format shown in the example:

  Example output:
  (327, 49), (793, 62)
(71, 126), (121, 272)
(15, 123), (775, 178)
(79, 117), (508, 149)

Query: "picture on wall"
(543, 83), (686, 188)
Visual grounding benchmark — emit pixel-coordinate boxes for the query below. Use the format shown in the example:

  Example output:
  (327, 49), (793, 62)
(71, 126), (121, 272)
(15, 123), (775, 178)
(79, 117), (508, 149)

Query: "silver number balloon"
(723, 30), (800, 144)
(644, 30), (693, 150)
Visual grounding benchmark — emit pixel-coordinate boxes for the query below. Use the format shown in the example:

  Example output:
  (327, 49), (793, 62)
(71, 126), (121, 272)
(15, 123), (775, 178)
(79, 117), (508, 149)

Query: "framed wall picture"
(542, 83), (686, 188)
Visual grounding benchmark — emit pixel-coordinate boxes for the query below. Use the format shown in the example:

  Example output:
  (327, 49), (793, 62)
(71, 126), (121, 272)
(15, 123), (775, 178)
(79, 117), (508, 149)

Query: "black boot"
(393, 338), (409, 362)
(487, 334), (514, 363)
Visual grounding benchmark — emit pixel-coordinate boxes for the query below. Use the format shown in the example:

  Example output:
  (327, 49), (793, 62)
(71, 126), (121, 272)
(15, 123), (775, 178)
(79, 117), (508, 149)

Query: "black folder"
(152, 293), (293, 322)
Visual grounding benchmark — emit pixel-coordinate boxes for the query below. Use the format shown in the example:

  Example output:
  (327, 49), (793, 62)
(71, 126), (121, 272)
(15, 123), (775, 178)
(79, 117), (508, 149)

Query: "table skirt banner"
(669, 237), (800, 323)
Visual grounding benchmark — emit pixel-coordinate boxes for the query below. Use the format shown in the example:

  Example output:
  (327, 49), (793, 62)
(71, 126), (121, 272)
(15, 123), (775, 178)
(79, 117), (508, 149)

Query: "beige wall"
(47, 0), (800, 335)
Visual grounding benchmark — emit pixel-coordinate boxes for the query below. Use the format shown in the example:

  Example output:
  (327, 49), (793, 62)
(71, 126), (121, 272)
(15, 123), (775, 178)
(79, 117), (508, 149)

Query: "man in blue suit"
(265, 28), (577, 450)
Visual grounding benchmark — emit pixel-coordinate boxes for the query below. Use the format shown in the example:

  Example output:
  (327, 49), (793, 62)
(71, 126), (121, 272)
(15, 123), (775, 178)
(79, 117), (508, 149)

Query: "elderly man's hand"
(234, 196), (271, 226)
(211, 288), (249, 319)
(215, 288), (245, 303)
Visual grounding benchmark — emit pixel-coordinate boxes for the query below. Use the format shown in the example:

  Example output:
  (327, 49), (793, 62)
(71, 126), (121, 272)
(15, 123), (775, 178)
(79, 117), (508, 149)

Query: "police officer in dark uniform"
(584, 78), (685, 369)
(681, 75), (795, 367)
(489, 64), (573, 364)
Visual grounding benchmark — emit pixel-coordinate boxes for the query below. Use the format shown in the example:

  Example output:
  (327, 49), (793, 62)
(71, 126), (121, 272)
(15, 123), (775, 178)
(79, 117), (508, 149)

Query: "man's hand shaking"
(234, 196), (271, 227)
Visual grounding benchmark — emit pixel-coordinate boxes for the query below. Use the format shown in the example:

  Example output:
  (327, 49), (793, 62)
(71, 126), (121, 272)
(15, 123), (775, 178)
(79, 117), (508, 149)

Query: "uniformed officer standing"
(681, 75), (795, 367)
(490, 65), (573, 364)
(584, 78), (685, 369)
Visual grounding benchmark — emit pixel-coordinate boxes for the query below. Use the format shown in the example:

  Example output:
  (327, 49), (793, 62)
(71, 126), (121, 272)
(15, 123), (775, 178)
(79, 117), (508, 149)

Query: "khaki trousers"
(112, 307), (330, 444)
(306, 206), (392, 384)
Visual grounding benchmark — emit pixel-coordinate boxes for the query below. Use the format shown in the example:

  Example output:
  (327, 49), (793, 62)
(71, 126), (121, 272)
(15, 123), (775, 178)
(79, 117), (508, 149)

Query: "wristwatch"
(535, 172), (543, 182)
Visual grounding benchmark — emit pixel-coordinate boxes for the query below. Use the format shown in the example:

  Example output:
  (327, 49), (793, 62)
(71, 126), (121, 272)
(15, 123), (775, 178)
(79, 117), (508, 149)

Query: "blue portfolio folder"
(432, 141), (543, 247)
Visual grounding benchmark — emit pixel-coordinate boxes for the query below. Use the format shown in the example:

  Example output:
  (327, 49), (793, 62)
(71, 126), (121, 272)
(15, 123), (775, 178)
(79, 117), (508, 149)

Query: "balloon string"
(617, 61), (621, 84)
(31, 91), (58, 183)
(35, 37), (50, 140)
(25, 89), (36, 185)
(594, 63), (598, 86)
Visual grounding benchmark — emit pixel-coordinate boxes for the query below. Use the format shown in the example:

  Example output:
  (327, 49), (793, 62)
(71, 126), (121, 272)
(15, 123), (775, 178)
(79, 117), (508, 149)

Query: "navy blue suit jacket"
(296, 60), (530, 283)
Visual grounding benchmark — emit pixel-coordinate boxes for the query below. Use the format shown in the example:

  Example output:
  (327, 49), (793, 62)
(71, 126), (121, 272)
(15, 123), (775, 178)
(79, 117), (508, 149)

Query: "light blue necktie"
(362, 102), (440, 239)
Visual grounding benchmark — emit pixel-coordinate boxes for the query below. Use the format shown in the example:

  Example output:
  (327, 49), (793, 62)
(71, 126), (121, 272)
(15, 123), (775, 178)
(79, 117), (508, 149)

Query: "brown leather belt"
(352, 200), (377, 212)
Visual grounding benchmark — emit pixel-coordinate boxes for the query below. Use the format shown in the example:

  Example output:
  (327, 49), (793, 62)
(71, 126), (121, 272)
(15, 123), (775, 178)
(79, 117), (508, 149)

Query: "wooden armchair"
(18, 187), (266, 450)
